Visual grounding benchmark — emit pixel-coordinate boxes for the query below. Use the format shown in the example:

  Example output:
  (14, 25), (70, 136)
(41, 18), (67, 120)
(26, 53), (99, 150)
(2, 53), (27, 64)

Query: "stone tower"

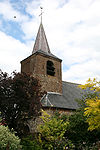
(21, 23), (62, 94)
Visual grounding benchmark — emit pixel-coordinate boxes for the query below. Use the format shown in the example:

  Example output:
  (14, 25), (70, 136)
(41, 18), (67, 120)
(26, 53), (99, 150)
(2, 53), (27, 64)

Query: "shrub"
(21, 135), (43, 150)
(37, 110), (74, 150)
(0, 125), (21, 150)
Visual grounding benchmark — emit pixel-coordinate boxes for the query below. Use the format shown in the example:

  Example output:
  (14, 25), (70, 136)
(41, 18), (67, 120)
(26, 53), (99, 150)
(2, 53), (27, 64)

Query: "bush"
(37, 110), (75, 150)
(0, 125), (21, 150)
(66, 110), (100, 149)
(21, 135), (43, 150)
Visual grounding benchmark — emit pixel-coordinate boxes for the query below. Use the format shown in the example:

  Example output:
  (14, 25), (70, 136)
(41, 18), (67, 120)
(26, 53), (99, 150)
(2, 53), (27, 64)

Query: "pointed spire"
(32, 7), (51, 54)
(32, 23), (51, 54)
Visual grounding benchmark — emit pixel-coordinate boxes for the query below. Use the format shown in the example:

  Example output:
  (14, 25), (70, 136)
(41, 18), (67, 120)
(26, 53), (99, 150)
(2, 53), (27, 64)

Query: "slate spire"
(32, 23), (51, 54)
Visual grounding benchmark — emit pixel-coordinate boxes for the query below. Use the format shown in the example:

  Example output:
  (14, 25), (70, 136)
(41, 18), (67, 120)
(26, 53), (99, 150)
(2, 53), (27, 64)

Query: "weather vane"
(39, 7), (44, 23)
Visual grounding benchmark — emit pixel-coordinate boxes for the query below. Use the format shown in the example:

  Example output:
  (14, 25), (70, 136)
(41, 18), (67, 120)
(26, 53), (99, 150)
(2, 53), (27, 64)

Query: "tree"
(0, 70), (43, 136)
(79, 78), (100, 131)
(64, 78), (100, 149)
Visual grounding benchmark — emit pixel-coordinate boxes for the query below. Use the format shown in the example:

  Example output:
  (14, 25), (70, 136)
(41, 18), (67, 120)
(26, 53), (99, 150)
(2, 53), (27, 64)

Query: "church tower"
(21, 22), (62, 94)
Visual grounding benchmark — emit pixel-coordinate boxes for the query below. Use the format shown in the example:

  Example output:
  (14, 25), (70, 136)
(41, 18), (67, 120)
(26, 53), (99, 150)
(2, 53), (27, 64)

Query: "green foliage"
(0, 70), (42, 136)
(37, 110), (74, 150)
(79, 78), (100, 131)
(65, 78), (100, 149)
(0, 125), (21, 150)
(66, 110), (100, 149)
(84, 98), (100, 131)
(21, 135), (43, 150)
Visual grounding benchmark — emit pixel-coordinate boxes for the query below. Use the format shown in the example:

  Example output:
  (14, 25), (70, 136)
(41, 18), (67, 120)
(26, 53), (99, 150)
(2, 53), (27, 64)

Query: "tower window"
(47, 60), (55, 76)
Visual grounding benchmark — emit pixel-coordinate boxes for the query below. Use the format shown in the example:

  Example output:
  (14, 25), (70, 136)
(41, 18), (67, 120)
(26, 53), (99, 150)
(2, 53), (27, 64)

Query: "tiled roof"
(32, 23), (51, 54)
(32, 23), (61, 61)
(33, 50), (62, 61)
(41, 81), (85, 110)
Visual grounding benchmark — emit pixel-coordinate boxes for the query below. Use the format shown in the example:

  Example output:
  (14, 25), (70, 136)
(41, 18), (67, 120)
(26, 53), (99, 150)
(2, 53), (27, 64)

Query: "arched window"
(47, 60), (55, 76)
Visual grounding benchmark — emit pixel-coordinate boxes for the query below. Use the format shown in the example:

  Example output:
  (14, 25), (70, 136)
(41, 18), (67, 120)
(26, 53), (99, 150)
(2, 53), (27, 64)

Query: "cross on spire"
(39, 7), (43, 23)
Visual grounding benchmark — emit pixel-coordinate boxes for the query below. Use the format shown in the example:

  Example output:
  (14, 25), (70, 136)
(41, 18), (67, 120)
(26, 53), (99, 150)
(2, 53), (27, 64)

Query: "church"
(20, 21), (83, 113)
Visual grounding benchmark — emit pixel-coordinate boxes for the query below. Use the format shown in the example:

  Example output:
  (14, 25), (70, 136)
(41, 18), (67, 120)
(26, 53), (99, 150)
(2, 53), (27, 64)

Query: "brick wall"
(21, 53), (62, 94)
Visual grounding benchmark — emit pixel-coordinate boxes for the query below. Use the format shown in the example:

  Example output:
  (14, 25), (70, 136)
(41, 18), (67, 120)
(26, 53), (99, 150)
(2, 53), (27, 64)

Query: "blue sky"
(0, 0), (100, 83)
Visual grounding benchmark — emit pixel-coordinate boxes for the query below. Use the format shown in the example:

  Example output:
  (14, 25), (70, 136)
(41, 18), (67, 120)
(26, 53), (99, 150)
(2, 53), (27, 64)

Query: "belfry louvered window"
(47, 60), (55, 76)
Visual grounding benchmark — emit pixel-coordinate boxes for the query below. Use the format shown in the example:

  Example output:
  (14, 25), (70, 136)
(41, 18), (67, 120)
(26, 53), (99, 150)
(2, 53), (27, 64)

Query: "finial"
(39, 7), (43, 23)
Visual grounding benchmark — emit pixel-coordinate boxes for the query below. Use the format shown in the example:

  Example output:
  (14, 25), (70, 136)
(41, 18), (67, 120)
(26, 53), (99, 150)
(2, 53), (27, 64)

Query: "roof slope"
(41, 81), (85, 110)
(34, 50), (62, 61)
(32, 23), (61, 61)
(32, 23), (50, 54)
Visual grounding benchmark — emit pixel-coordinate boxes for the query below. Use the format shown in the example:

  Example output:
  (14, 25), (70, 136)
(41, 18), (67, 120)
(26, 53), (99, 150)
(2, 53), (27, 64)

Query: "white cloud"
(0, 1), (29, 22)
(63, 59), (100, 84)
(0, 31), (30, 73)
(0, 0), (100, 83)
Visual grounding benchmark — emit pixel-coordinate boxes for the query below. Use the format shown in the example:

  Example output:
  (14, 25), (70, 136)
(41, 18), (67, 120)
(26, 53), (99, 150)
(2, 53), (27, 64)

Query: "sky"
(0, 0), (100, 84)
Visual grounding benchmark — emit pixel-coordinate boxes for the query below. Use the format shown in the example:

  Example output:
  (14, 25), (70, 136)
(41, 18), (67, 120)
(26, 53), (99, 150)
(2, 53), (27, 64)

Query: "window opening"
(47, 60), (55, 76)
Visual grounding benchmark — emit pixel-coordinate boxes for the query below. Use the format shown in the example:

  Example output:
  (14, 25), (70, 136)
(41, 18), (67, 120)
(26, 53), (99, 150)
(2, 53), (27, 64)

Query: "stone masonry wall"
(21, 53), (62, 94)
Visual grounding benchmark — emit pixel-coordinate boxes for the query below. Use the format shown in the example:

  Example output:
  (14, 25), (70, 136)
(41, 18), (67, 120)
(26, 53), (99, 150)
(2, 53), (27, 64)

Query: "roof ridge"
(62, 80), (81, 85)
(47, 92), (62, 95)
